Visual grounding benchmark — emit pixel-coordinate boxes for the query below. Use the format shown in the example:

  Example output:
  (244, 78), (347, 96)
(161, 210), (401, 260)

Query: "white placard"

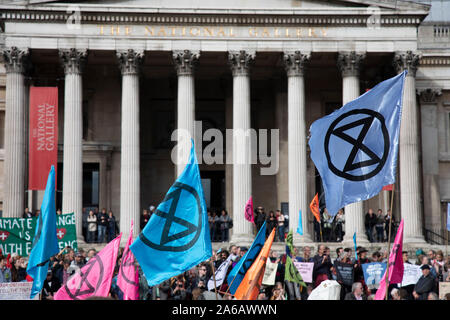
(0, 282), (39, 300)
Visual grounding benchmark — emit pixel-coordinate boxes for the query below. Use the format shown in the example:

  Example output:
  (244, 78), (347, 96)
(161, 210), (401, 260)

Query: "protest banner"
(362, 262), (387, 289)
(0, 282), (39, 300)
(400, 263), (422, 287)
(334, 261), (354, 287)
(262, 259), (278, 286)
(293, 261), (314, 283)
(439, 282), (450, 300)
(0, 213), (78, 256)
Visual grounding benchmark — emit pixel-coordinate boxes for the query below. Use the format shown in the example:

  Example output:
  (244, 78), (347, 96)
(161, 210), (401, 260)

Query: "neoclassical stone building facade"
(0, 0), (449, 247)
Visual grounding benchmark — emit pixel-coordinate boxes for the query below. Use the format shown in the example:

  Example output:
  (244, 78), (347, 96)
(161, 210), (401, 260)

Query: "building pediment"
(0, 0), (430, 28)
(2, 0), (430, 13)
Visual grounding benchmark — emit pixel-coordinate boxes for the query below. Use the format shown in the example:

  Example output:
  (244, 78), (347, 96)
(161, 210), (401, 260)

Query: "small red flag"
(382, 184), (394, 191)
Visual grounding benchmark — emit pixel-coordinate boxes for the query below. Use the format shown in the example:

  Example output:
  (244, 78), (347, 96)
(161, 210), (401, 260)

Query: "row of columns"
(1, 47), (429, 244)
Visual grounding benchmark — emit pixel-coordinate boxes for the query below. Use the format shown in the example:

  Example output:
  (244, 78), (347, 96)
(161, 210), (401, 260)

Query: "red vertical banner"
(29, 87), (58, 190)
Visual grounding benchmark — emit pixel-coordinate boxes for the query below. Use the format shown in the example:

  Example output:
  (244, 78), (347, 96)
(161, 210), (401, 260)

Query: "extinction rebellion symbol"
(139, 182), (203, 252)
(324, 109), (390, 182)
(64, 254), (104, 300)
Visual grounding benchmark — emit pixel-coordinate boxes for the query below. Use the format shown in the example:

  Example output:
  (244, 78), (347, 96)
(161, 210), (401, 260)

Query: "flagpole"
(385, 184), (395, 300)
(319, 224), (323, 243)
(224, 270), (239, 296)
(210, 260), (219, 300)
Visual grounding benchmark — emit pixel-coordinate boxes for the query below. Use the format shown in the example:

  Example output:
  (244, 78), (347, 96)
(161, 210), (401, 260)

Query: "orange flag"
(310, 193), (321, 222)
(234, 228), (276, 300)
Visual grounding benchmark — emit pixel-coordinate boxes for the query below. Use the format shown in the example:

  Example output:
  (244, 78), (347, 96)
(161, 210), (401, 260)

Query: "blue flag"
(447, 203), (450, 231)
(227, 222), (266, 295)
(296, 210), (303, 235)
(353, 232), (358, 261)
(308, 71), (406, 216)
(130, 141), (212, 286)
(26, 165), (59, 299)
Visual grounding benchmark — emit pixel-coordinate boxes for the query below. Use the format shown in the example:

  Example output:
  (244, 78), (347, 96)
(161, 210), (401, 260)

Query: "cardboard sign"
(362, 262), (387, 289)
(439, 282), (450, 300)
(293, 261), (314, 283)
(262, 259), (278, 286)
(400, 264), (422, 287)
(0, 282), (39, 300)
(334, 261), (354, 287)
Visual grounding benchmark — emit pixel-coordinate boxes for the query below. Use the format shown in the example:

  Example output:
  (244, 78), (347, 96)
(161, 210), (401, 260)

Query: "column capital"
(228, 50), (255, 77)
(337, 51), (366, 77)
(172, 50), (200, 76)
(2, 46), (30, 74)
(283, 51), (310, 77)
(393, 51), (421, 77)
(116, 49), (144, 75)
(417, 87), (442, 104)
(59, 48), (87, 75)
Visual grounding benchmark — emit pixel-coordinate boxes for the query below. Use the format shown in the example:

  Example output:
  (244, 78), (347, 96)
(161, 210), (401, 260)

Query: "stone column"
(337, 51), (369, 244)
(60, 48), (87, 240)
(2, 47), (29, 217)
(172, 50), (199, 177)
(229, 50), (255, 244)
(117, 49), (143, 241)
(418, 88), (442, 234)
(393, 51), (425, 243)
(283, 51), (312, 243)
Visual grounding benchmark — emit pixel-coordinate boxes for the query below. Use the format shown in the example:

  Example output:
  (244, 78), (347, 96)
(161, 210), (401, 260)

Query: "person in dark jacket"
(42, 270), (61, 300)
(364, 209), (376, 242)
(254, 207), (266, 233)
(107, 210), (117, 242)
(266, 211), (277, 238)
(312, 244), (332, 288)
(413, 264), (437, 300)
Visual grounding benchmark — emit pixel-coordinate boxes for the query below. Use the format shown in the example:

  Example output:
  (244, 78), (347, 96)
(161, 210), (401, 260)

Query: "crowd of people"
(1, 204), (447, 300)
(2, 242), (449, 300)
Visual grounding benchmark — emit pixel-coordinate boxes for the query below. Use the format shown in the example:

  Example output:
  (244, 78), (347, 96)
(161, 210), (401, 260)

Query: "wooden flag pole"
(385, 184), (395, 300)
(210, 260), (219, 300)
(224, 270), (239, 296)
(319, 223), (323, 243)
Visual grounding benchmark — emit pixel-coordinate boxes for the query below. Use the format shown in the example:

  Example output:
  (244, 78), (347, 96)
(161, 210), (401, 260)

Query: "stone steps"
(77, 239), (446, 261)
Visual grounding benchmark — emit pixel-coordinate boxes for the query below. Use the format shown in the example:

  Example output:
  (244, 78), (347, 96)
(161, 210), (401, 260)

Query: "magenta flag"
(117, 220), (139, 300)
(375, 219), (404, 300)
(245, 196), (254, 223)
(54, 233), (122, 300)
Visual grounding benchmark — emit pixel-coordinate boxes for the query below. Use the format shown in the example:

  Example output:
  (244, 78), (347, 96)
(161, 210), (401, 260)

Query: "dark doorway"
(56, 162), (100, 212)
(83, 163), (100, 209)
(56, 162), (63, 211)
(200, 170), (225, 212)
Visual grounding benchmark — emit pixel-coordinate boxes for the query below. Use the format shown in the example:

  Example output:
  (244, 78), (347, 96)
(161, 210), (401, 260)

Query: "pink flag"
(117, 220), (139, 300)
(375, 219), (404, 300)
(54, 233), (122, 300)
(245, 196), (254, 223)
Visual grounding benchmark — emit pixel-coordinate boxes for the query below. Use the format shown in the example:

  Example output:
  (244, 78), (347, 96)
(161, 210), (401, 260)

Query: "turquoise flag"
(296, 210), (303, 235)
(309, 71), (406, 216)
(227, 221), (266, 295)
(353, 232), (358, 261)
(130, 141), (212, 286)
(26, 166), (59, 299)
